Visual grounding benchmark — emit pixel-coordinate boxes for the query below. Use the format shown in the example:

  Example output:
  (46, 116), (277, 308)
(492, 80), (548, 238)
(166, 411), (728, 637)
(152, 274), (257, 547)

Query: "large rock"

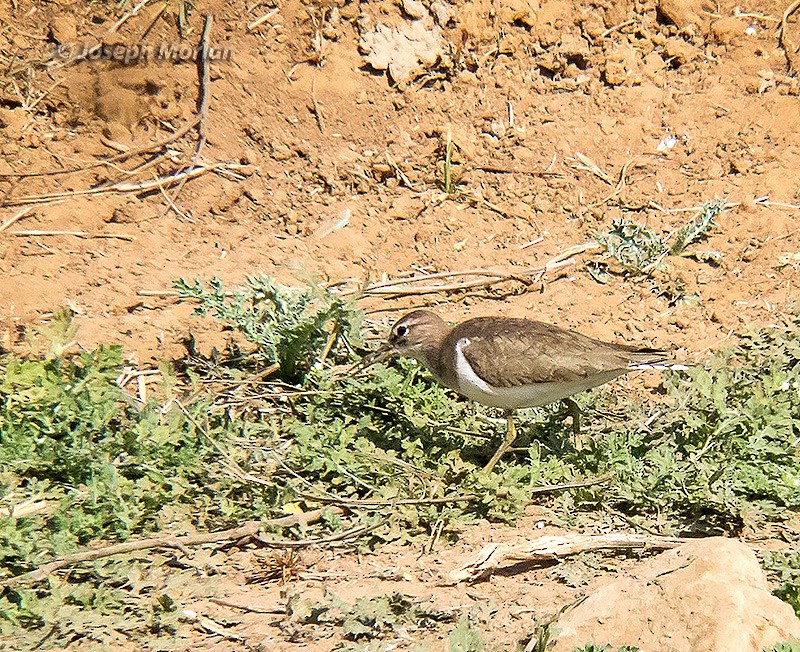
(550, 537), (800, 652)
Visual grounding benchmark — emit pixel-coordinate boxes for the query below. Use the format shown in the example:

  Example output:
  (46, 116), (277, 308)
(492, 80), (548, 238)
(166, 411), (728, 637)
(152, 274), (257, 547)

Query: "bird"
(366, 310), (687, 473)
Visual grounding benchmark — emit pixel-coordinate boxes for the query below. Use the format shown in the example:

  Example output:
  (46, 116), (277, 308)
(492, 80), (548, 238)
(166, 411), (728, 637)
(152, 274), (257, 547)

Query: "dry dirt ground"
(2, 0), (800, 649)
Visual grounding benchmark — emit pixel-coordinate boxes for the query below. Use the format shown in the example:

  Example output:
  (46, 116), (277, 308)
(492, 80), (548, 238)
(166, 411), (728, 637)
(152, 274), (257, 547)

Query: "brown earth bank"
(1, 0), (799, 649)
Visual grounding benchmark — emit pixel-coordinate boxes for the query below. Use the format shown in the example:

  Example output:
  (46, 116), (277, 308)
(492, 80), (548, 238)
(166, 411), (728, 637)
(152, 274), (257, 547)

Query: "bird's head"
(356, 310), (447, 370)
(386, 310), (446, 360)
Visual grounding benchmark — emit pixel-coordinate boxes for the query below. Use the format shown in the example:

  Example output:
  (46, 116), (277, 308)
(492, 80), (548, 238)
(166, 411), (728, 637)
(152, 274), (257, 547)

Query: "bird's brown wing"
(450, 317), (659, 387)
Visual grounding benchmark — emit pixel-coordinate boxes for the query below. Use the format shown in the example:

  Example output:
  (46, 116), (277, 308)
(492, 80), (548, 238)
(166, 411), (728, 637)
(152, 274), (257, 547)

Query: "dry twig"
(2, 163), (235, 207)
(569, 152), (614, 185)
(8, 230), (136, 241)
(108, 0), (152, 33)
(450, 533), (690, 582)
(779, 0), (800, 70)
(7, 507), (345, 586)
(194, 15), (213, 159)
(2, 117), (201, 180)
(475, 162), (563, 177)
(0, 206), (34, 232)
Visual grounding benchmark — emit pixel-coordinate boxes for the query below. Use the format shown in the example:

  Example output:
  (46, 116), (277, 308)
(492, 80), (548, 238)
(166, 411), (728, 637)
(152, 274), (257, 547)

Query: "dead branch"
(0, 499), (50, 519)
(194, 14), (212, 158)
(450, 533), (690, 582)
(6, 506), (345, 586)
(209, 597), (285, 614)
(254, 517), (386, 548)
(568, 151), (614, 185)
(307, 493), (475, 507)
(108, 0), (153, 33)
(8, 230), (136, 241)
(475, 162), (563, 177)
(2, 163), (236, 207)
(161, 14), (214, 215)
(138, 241), (603, 302)
(351, 242), (602, 298)
(528, 473), (613, 495)
(779, 0), (800, 71)
(1, 117), (201, 180)
(0, 206), (34, 232)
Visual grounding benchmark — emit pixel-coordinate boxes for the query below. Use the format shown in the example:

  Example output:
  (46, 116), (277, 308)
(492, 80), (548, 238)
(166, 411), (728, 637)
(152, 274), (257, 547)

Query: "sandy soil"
(1, 0), (799, 648)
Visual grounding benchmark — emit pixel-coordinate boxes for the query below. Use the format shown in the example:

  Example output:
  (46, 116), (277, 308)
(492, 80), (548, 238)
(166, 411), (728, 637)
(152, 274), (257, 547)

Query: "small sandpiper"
(367, 310), (687, 472)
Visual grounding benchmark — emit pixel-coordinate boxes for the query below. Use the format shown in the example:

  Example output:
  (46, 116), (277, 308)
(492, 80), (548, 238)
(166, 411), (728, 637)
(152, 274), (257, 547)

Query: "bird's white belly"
(453, 338), (622, 409)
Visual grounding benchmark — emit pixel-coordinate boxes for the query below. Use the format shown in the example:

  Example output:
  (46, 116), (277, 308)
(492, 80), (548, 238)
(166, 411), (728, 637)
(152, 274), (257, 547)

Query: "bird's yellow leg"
(563, 397), (584, 449)
(482, 411), (517, 473)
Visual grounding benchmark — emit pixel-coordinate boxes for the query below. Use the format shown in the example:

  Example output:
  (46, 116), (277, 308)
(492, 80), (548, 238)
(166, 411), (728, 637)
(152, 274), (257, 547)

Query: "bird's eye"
(396, 325), (409, 337)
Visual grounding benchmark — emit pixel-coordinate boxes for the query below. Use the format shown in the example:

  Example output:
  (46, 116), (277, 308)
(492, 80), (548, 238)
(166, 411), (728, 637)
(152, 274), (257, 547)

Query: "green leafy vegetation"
(765, 642), (800, 652)
(594, 199), (726, 274)
(287, 591), (455, 643)
(1, 275), (799, 648)
(763, 551), (800, 618)
(448, 615), (486, 652)
(174, 274), (362, 382)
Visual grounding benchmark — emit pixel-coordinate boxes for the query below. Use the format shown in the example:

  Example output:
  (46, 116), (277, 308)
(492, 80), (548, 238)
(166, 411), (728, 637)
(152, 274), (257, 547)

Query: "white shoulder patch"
(454, 337), (494, 394)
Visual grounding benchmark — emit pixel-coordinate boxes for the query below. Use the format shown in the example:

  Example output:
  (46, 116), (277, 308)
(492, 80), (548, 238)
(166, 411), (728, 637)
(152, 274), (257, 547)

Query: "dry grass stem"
(8, 507), (345, 586)
(0, 206), (34, 232)
(9, 230), (136, 241)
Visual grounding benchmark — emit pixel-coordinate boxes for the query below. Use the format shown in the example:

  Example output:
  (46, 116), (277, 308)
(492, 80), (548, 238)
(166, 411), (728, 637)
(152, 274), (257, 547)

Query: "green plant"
(448, 614), (485, 652)
(763, 551), (800, 617)
(173, 274), (362, 382)
(765, 642), (800, 652)
(286, 591), (454, 642)
(594, 199), (726, 274)
(3, 279), (800, 650)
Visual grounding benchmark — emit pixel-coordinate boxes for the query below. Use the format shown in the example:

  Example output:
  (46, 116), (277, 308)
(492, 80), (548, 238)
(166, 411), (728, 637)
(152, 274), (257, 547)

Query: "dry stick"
(475, 163), (562, 177)
(528, 472), (613, 495)
(2, 117), (201, 179)
(176, 398), (273, 487)
(140, 1), (169, 41)
(194, 15), (212, 158)
(253, 517), (387, 549)
(26, 78), (65, 114)
(109, 0), (152, 33)
(0, 206), (34, 232)
(305, 473), (610, 508)
(7, 507), (345, 586)
(2, 163), (226, 207)
(162, 14), (213, 215)
(307, 494), (475, 507)
(599, 17), (635, 38)
(310, 77), (325, 134)
(385, 151), (418, 190)
(139, 241), (601, 302)
(570, 151), (614, 185)
(779, 0), (800, 68)
(450, 533), (691, 582)
(357, 242), (601, 298)
(9, 230), (136, 241)
(248, 7), (279, 31)
(209, 597), (285, 615)
(0, 500), (49, 519)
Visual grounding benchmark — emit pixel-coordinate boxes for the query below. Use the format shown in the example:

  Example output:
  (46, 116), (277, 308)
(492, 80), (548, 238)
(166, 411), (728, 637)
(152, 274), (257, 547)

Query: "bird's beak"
(350, 342), (395, 373)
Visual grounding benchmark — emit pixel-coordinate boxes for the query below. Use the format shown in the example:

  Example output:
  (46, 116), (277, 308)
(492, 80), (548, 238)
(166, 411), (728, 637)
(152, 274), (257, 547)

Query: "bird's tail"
(627, 349), (691, 371)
